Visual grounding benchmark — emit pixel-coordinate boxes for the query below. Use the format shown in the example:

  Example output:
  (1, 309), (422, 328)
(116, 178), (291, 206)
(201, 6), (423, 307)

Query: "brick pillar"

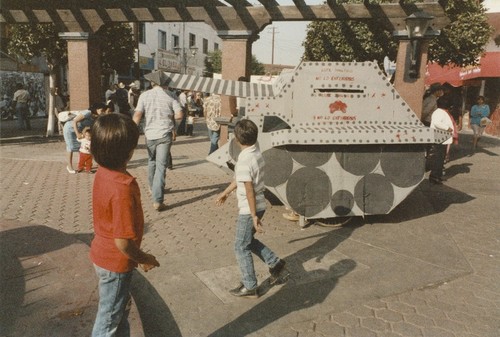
(393, 39), (429, 119)
(219, 34), (255, 145)
(59, 32), (102, 110)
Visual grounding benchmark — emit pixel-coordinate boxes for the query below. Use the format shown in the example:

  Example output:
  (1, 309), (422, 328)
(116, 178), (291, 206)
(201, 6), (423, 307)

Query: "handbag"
(57, 110), (78, 123)
(480, 117), (492, 127)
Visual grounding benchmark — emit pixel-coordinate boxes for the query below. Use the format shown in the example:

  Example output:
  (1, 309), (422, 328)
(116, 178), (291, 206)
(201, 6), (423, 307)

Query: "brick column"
(59, 32), (102, 110)
(393, 39), (429, 119)
(219, 33), (256, 145)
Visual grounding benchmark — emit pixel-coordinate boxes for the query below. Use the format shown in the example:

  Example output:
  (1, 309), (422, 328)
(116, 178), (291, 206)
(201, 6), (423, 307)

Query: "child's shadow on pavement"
(208, 222), (359, 337)
(0, 223), (181, 337)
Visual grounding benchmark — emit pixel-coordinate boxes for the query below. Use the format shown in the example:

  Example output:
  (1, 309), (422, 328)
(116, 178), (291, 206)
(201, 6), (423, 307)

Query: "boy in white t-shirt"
(216, 119), (288, 298)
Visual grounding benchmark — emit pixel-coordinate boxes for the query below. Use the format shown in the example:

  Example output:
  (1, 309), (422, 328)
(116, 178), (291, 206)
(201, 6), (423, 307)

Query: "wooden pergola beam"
(1, 1), (449, 34)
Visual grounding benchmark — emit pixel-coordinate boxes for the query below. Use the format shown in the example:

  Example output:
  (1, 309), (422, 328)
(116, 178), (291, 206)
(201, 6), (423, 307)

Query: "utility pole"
(133, 23), (140, 80)
(269, 26), (278, 65)
(271, 26), (275, 65)
(268, 26), (279, 64)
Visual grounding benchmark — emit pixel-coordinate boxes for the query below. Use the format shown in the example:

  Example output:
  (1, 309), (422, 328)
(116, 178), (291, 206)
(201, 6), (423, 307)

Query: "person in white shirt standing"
(429, 98), (456, 184)
(12, 83), (31, 130)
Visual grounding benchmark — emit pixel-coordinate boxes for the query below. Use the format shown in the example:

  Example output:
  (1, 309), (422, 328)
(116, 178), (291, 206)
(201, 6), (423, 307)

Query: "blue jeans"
(207, 129), (220, 155)
(146, 134), (172, 204)
(92, 265), (133, 337)
(15, 103), (31, 130)
(234, 210), (279, 290)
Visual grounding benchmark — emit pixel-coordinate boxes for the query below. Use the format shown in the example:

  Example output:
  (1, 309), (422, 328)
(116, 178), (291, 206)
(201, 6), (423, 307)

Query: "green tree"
(95, 23), (135, 77)
(303, 0), (492, 68)
(7, 23), (135, 135)
(251, 55), (266, 75)
(204, 50), (266, 77)
(7, 24), (67, 136)
(204, 50), (222, 77)
(429, 0), (492, 66)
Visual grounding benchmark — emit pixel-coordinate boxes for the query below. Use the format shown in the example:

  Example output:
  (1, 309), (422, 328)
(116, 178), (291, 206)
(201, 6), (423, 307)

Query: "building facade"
(136, 22), (221, 77)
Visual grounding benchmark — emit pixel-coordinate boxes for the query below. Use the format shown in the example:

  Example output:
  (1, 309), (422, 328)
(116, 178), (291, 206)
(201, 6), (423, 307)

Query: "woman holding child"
(63, 102), (108, 174)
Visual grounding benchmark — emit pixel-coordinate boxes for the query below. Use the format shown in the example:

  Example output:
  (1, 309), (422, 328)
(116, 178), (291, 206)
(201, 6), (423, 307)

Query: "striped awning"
(164, 72), (276, 97)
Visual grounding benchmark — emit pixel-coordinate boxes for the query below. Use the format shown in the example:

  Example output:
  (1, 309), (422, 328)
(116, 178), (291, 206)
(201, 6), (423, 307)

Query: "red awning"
(425, 52), (500, 87)
(425, 63), (463, 87)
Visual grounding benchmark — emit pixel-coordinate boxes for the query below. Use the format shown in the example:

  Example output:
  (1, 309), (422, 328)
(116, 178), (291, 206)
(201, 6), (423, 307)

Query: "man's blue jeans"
(207, 129), (220, 155)
(92, 265), (133, 337)
(146, 134), (172, 204)
(234, 210), (279, 290)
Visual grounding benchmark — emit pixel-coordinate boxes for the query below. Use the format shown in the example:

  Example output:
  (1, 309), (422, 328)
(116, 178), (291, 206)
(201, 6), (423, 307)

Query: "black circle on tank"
(330, 190), (354, 216)
(380, 145), (425, 188)
(354, 174), (394, 214)
(335, 145), (381, 176)
(262, 147), (294, 187)
(286, 167), (331, 217)
(287, 145), (332, 167)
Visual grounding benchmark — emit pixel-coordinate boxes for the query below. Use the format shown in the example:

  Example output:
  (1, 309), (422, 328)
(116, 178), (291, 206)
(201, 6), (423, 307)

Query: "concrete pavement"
(1, 117), (499, 337)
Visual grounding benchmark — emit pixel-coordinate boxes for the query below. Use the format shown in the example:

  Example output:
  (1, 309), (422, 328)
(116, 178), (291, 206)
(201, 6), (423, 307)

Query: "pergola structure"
(1, 1), (449, 129)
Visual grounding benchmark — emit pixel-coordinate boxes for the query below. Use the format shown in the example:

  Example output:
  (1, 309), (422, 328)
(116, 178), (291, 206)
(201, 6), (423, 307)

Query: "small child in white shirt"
(77, 127), (93, 173)
(186, 110), (196, 136)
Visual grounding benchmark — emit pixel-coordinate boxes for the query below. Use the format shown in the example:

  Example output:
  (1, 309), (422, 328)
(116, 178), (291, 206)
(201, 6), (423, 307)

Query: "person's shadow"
(207, 220), (359, 337)
(0, 223), (181, 337)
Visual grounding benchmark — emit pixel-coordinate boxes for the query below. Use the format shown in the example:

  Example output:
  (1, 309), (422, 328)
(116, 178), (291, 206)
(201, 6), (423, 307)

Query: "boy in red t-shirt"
(89, 113), (159, 336)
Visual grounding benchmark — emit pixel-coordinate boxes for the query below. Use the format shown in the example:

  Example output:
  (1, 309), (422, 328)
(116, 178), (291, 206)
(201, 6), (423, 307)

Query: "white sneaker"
(282, 211), (299, 222)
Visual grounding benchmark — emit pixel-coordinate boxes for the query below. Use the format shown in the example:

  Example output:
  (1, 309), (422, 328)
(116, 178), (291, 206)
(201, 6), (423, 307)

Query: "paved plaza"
(1, 117), (499, 337)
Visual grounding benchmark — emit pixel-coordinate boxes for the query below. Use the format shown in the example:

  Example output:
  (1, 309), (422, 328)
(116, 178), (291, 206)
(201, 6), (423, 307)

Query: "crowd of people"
(423, 82), (493, 185)
(61, 78), (222, 176)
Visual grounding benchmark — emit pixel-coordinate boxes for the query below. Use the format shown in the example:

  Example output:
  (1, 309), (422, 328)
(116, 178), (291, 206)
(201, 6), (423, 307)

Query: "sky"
(252, 0), (500, 67)
(252, 0), (324, 66)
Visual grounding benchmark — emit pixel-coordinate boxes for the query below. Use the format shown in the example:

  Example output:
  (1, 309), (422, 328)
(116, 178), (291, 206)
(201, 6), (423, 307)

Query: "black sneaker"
(229, 284), (259, 298)
(269, 260), (288, 285)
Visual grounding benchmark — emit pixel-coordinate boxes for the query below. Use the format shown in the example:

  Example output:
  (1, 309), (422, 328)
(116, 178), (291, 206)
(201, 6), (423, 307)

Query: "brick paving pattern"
(1, 117), (499, 337)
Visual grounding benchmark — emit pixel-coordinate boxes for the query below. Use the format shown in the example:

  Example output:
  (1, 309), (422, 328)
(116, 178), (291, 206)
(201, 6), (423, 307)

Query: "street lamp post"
(174, 46), (198, 74)
(392, 10), (440, 118)
(403, 11), (435, 78)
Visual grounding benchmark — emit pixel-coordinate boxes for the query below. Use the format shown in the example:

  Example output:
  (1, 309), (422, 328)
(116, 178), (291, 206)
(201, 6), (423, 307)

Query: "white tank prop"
(158, 61), (450, 219)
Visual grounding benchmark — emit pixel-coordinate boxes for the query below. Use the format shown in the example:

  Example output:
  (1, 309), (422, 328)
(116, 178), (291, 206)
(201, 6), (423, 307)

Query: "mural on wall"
(156, 61), (451, 220)
(0, 71), (46, 117)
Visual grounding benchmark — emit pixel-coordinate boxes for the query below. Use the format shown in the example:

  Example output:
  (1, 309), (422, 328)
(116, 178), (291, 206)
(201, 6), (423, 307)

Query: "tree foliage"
(205, 50), (266, 77)
(429, 0), (492, 65)
(95, 23), (135, 74)
(302, 0), (492, 67)
(7, 24), (67, 68)
(205, 50), (222, 77)
(7, 23), (135, 75)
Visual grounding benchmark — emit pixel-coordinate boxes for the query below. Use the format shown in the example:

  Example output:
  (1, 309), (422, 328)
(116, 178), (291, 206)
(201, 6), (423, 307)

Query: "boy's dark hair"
(234, 119), (258, 146)
(91, 114), (139, 170)
(437, 97), (451, 109)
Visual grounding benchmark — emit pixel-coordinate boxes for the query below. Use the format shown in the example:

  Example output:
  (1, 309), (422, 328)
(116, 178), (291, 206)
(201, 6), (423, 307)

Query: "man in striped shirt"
(133, 74), (182, 211)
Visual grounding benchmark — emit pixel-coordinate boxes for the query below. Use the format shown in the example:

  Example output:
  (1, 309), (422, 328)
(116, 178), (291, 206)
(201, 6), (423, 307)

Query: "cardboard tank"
(159, 61), (450, 220)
